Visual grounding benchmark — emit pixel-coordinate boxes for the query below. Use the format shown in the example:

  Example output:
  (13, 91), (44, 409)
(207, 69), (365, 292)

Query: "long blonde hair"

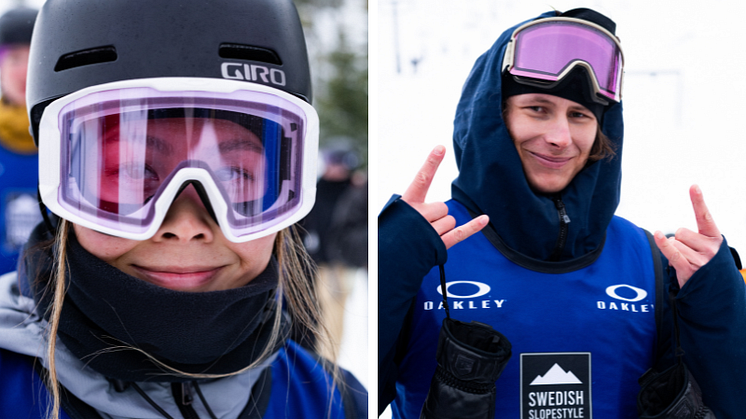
(39, 220), (337, 419)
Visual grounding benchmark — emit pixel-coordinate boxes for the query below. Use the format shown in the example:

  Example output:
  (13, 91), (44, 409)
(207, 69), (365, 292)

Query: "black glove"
(638, 361), (716, 419)
(420, 318), (512, 419)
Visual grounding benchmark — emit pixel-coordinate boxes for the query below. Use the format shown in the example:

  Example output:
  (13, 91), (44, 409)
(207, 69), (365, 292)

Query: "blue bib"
(393, 201), (658, 419)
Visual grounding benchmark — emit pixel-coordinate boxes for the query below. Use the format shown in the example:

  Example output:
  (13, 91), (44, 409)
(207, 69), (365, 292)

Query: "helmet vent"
(219, 43), (282, 65)
(54, 46), (117, 72)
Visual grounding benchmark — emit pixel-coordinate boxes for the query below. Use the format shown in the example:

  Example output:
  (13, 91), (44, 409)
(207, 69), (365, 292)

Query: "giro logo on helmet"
(221, 62), (287, 87)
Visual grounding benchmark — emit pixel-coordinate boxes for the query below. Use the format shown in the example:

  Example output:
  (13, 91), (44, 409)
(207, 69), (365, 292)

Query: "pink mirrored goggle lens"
(56, 89), (308, 238)
(509, 20), (622, 102)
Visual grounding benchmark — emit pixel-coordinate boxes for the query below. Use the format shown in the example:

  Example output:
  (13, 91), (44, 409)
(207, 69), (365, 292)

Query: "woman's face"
(505, 93), (598, 194)
(74, 192), (277, 292)
(75, 117), (277, 293)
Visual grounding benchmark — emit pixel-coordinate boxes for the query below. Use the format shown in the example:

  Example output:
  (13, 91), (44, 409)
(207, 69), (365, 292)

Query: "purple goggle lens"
(38, 79), (319, 243)
(504, 18), (624, 103)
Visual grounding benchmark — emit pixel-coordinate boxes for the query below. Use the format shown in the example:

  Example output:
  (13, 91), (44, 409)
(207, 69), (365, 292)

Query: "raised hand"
(654, 185), (723, 288)
(401, 145), (489, 249)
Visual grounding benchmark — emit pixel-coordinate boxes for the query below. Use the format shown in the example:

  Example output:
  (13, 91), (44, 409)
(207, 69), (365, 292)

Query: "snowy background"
(374, 0), (746, 253)
(372, 0), (746, 416)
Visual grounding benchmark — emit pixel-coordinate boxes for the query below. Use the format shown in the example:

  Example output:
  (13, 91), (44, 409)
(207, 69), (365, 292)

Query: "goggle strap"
(511, 61), (611, 106)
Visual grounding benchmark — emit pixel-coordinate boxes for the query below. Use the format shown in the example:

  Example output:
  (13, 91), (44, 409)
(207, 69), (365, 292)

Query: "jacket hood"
(451, 11), (624, 262)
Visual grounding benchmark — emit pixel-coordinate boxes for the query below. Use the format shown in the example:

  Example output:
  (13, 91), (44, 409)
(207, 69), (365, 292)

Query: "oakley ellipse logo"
(437, 281), (491, 299)
(221, 62), (286, 87)
(605, 284), (647, 302)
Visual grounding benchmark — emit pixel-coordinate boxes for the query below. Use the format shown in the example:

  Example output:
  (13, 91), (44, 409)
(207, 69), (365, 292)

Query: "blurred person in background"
(327, 178), (367, 270)
(303, 138), (362, 264)
(0, 6), (39, 275)
(301, 138), (367, 359)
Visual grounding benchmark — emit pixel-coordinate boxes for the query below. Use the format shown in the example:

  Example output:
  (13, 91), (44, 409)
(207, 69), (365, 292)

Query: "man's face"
(505, 93), (598, 194)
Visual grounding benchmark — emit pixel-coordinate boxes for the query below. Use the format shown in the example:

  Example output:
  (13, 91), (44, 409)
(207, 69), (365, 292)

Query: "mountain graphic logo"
(529, 363), (583, 385)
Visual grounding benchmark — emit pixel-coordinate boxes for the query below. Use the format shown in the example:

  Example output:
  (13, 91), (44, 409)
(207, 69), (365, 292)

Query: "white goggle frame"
(38, 77), (319, 243)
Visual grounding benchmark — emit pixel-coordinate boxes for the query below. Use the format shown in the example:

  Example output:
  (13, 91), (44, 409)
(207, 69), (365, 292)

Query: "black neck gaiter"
(30, 231), (288, 382)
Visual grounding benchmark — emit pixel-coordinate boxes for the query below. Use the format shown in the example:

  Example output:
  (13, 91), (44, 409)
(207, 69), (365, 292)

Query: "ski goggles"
(502, 17), (624, 104)
(38, 78), (319, 243)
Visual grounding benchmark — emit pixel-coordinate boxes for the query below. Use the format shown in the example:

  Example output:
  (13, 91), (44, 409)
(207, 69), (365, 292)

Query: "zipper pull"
(553, 197), (571, 224)
(171, 382), (200, 419)
(112, 379), (129, 393)
(181, 382), (193, 406)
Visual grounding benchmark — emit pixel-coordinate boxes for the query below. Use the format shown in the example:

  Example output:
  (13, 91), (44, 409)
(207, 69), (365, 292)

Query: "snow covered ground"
(338, 268), (369, 388)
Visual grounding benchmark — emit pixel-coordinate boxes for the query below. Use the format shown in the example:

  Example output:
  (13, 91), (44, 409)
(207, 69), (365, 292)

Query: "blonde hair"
(40, 220), (338, 419)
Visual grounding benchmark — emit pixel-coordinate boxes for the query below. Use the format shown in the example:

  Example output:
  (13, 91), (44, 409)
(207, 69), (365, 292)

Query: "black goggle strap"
(670, 288), (685, 365)
(438, 264), (451, 320)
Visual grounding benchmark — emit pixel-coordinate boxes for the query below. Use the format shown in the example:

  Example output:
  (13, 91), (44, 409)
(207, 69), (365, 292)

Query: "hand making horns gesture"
(401, 145), (489, 249)
(654, 185), (724, 288)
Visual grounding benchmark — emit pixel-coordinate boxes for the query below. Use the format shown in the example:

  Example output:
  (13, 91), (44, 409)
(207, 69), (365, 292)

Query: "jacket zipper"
(550, 196), (571, 261)
(171, 382), (201, 419)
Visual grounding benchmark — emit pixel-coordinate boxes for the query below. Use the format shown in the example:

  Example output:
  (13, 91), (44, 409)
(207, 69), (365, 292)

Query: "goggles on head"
(38, 77), (319, 243)
(502, 17), (624, 104)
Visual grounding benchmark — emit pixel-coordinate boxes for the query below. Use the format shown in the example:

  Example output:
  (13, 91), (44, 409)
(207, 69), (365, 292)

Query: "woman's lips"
(131, 265), (223, 290)
(530, 152), (573, 169)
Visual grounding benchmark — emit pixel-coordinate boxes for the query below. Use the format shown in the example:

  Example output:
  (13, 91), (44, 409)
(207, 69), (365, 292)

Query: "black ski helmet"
(0, 6), (37, 46)
(27, 0), (312, 144)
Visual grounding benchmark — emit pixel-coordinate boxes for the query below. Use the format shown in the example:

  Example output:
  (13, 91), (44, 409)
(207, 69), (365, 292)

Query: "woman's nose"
(152, 184), (216, 243)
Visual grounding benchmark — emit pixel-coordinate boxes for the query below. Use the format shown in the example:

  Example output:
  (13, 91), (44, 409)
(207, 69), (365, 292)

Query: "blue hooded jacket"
(379, 9), (746, 418)
(451, 10), (623, 262)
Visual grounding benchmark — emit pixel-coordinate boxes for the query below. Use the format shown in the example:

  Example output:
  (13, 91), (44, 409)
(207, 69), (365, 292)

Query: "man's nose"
(544, 115), (572, 149)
